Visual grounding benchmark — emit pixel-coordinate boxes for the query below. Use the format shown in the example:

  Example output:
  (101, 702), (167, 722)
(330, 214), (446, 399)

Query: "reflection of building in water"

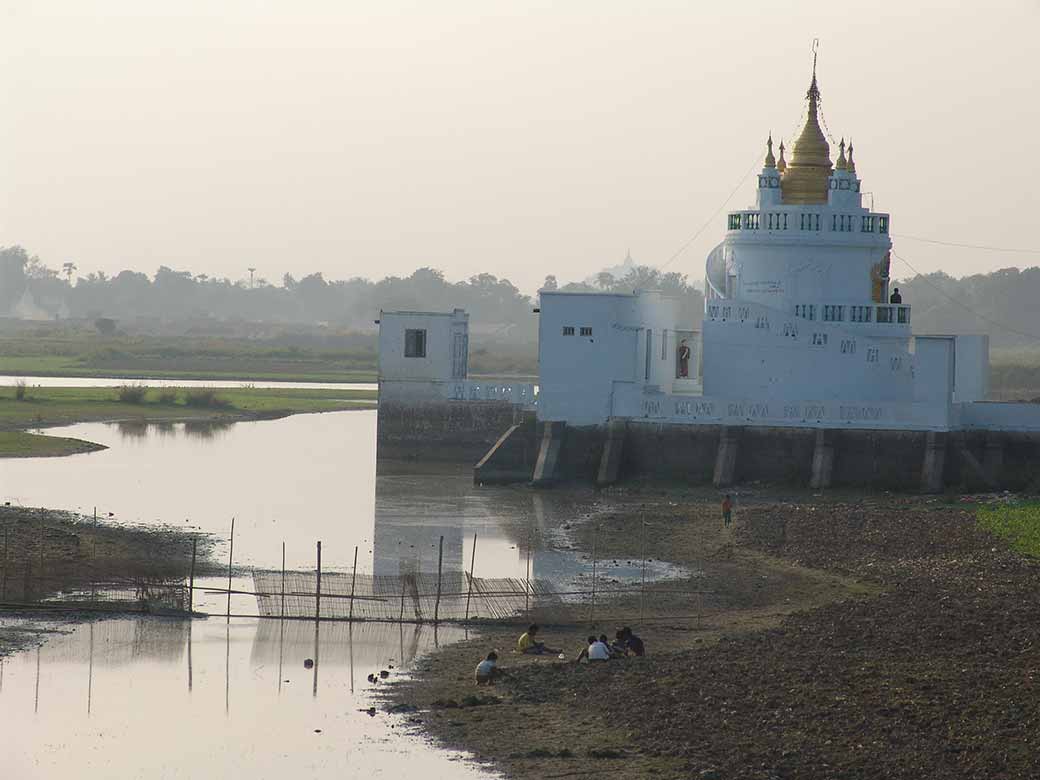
(372, 475), (467, 577)
(371, 469), (597, 583)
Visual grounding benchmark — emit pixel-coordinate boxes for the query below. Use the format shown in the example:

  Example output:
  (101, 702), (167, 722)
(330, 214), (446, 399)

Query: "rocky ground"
(385, 488), (1040, 779)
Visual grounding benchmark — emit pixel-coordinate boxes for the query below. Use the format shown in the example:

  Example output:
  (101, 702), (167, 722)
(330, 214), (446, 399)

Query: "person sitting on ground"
(517, 624), (561, 655)
(576, 634), (611, 663)
(475, 651), (504, 685)
(611, 629), (628, 656)
(601, 633), (623, 658)
(621, 626), (645, 657)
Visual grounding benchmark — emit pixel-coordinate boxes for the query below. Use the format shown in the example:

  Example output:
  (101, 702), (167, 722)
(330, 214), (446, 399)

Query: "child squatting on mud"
(475, 651), (505, 685)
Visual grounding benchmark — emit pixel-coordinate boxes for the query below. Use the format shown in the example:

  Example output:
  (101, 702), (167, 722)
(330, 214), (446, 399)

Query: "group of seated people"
(575, 627), (644, 662)
(475, 624), (645, 684)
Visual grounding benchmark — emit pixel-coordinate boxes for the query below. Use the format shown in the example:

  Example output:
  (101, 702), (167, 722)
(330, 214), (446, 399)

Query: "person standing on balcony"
(678, 340), (691, 378)
(889, 287), (902, 304)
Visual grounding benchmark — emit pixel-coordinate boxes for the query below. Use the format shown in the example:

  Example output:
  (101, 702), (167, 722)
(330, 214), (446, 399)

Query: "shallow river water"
(0, 410), (666, 778)
(0, 615), (487, 779)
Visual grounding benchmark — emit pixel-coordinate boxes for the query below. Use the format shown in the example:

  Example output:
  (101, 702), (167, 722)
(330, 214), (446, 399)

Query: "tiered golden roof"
(780, 71), (832, 204)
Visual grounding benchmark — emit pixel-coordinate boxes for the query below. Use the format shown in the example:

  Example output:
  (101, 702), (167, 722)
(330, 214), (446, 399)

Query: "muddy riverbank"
(0, 505), (216, 657)
(385, 488), (1040, 779)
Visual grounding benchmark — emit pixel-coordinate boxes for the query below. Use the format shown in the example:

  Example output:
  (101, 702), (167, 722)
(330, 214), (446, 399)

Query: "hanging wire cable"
(892, 234), (1040, 256)
(658, 150), (763, 272)
(891, 249), (1040, 341)
(817, 101), (838, 146)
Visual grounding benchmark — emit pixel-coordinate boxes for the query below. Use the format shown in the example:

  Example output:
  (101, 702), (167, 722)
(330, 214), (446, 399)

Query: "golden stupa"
(780, 71), (832, 205)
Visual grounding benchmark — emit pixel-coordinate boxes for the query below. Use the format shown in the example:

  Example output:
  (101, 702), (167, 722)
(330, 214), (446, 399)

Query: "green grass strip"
(977, 502), (1040, 558)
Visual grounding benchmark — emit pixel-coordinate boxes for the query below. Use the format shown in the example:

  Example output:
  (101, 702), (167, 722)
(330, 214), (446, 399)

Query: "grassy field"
(0, 327), (538, 383)
(0, 331), (379, 383)
(0, 356), (377, 383)
(977, 501), (1040, 556)
(0, 384), (376, 456)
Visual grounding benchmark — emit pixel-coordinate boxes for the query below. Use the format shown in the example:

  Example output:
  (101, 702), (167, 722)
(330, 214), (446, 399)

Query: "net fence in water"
(38, 579), (190, 613)
(252, 571), (566, 622)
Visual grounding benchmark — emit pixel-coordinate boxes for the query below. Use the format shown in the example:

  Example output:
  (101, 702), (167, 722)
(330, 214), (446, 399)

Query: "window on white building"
(562, 326), (575, 336)
(862, 216), (875, 232)
(580, 326), (593, 336)
(404, 329), (427, 358)
(879, 216), (889, 234)
(728, 214), (741, 230)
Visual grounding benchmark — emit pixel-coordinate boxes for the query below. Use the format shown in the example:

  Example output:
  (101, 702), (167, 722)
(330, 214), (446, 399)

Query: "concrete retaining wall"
(380, 406), (1040, 491)
(376, 400), (522, 463)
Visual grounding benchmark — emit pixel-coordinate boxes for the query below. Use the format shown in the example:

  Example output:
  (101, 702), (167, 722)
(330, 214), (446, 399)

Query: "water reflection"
(114, 419), (235, 441)
(2, 412), (677, 603)
(1, 616), (488, 779)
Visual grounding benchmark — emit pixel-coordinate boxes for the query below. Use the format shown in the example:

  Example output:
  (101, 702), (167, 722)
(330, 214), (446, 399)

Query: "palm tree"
(62, 261), (77, 284)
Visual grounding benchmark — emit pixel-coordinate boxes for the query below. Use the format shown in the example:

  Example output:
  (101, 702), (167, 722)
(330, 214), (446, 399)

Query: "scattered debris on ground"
(386, 489), (1040, 779)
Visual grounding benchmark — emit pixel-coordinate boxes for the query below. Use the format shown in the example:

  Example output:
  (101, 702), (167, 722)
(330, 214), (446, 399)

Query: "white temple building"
(377, 61), (1040, 491)
(534, 65), (1000, 432)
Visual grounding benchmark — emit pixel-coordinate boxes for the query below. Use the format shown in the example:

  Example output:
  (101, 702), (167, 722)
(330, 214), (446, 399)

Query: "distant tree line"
(0, 246), (705, 342)
(4, 244), (1040, 351)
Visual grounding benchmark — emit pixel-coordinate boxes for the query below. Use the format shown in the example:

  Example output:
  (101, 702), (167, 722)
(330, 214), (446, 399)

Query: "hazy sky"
(1, 1), (1037, 293)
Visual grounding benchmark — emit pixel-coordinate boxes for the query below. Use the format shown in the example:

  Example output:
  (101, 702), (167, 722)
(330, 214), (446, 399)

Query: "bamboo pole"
(464, 533), (477, 621)
(315, 541), (322, 622)
(348, 545), (359, 622)
(525, 532), (532, 617)
(91, 507), (97, 602)
(1, 526), (8, 602)
(188, 536), (197, 614)
(589, 525), (598, 624)
(434, 535), (444, 625)
(640, 520), (648, 626)
(280, 542), (286, 619)
(226, 518), (235, 621)
(399, 577), (406, 623)
(38, 521), (44, 595)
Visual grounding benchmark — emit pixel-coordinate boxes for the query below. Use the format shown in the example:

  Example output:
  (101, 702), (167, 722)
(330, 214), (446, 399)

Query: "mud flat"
(0, 505), (215, 657)
(385, 487), (1040, 779)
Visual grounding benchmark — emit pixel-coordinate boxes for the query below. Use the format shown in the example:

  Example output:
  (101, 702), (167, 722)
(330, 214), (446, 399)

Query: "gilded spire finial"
(782, 41), (832, 204)
(847, 139), (856, 174)
(807, 38), (821, 107)
(835, 137), (847, 171)
(777, 139), (787, 173)
(764, 133), (776, 168)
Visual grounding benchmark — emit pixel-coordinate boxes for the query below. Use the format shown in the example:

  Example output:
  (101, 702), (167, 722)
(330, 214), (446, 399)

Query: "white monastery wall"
(537, 292), (641, 424)
(378, 309), (468, 383)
